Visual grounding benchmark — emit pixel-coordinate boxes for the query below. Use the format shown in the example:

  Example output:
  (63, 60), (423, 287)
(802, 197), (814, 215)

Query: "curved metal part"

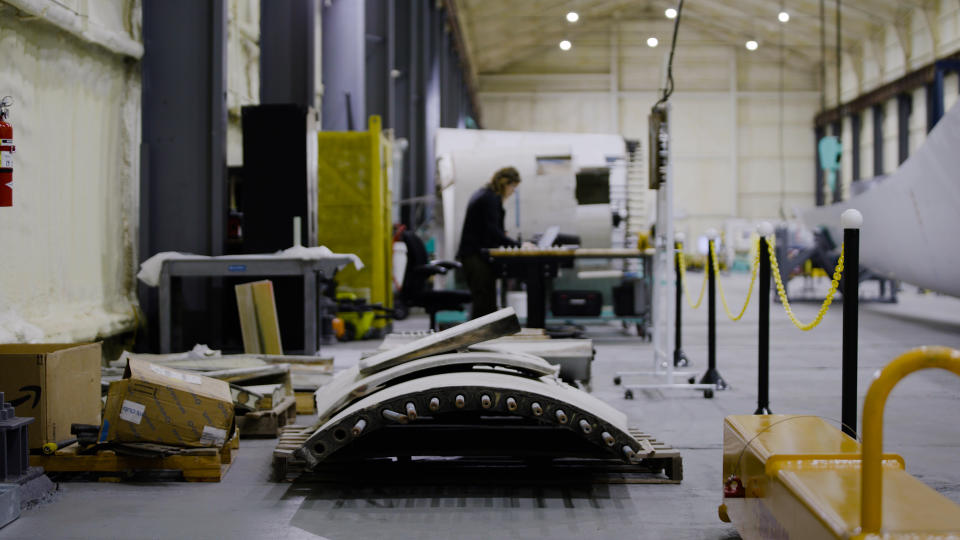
(297, 372), (640, 469)
(311, 351), (558, 427)
(357, 307), (520, 376)
(471, 338), (593, 360)
(471, 339), (595, 383)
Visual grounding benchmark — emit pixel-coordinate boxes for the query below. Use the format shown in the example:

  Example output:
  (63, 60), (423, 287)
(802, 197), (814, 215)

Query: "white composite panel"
(445, 145), (573, 258)
(436, 128), (625, 259)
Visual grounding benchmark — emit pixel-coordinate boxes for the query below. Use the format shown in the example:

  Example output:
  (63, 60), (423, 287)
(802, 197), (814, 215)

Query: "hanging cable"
(653, 0), (685, 110)
(778, 0), (787, 220)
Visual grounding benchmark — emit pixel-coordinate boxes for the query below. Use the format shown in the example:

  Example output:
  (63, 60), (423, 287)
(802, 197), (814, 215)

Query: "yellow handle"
(766, 234), (844, 331)
(676, 242), (708, 309)
(860, 346), (960, 534)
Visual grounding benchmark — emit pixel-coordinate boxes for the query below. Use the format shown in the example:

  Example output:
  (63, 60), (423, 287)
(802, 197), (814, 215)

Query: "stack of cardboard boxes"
(1, 344), (234, 452)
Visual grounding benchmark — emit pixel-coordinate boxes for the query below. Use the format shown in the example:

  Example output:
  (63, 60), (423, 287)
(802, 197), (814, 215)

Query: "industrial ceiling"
(454, 0), (930, 76)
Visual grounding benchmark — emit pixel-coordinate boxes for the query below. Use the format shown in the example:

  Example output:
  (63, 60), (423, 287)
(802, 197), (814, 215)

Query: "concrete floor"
(6, 275), (960, 539)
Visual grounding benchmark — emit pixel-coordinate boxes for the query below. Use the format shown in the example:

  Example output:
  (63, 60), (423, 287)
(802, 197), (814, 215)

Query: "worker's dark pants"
(461, 253), (497, 319)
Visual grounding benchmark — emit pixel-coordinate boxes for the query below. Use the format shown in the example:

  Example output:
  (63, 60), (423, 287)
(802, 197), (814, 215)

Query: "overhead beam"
(470, 0), (632, 72)
(731, 0), (882, 48)
(649, 1), (821, 66)
(792, 0), (893, 27)
(443, 0), (484, 125)
(814, 50), (960, 127)
(477, 10), (625, 71)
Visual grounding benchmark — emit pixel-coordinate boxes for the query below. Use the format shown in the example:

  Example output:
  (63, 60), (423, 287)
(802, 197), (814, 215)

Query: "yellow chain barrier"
(709, 236), (760, 321)
(766, 234), (844, 331)
(677, 244), (708, 309)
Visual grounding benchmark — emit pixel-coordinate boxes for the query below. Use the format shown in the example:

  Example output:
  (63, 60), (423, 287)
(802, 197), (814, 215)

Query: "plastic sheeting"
(803, 102), (960, 297)
(137, 246), (362, 287)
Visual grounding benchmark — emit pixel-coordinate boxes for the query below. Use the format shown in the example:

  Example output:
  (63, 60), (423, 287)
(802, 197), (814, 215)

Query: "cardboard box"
(0, 343), (102, 449)
(100, 357), (234, 447)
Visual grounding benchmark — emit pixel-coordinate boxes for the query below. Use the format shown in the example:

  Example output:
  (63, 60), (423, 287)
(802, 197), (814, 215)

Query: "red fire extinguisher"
(1, 96), (15, 207)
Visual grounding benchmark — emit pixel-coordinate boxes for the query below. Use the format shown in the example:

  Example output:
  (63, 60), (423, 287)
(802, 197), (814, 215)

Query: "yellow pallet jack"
(720, 346), (960, 539)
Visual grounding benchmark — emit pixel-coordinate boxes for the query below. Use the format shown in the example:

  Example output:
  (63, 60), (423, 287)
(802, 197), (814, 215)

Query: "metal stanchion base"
(622, 382), (718, 400)
(618, 363), (719, 400)
(699, 368), (728, 391)
(674, 348), (690, 367)
(614, 366), (698, 385)
(754, 406), (772, 415)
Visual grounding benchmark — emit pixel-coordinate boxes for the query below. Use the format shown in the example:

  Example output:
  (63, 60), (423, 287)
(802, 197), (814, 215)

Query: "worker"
(457, 166), (523, 319)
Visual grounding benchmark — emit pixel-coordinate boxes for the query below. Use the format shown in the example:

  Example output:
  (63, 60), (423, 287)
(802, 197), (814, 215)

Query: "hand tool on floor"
(41, 438), (77, 455)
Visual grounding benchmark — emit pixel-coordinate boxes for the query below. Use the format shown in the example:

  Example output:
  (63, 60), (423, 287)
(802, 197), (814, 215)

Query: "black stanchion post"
(841, 209), (862, 438)
(755, 223), (773, 415)
(674, 235), (689, 367)
(699, 230), (727, 394)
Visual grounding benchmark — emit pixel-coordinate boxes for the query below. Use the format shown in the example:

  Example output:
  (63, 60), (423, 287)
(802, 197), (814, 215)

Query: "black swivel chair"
(396, 230), (472, 330)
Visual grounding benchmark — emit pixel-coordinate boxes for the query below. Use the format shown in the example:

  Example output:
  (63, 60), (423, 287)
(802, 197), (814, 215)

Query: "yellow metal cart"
(720, 346), (960, 539)
(316, 116), (393, 335)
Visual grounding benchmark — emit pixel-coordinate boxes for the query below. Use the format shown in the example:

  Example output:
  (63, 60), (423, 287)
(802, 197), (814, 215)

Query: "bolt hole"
(333, 429), (347, 441)
(313, 442), (326, 454)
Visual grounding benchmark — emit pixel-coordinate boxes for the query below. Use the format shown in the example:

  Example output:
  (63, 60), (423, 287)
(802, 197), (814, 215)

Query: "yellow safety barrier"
(677, 245), (708, 309)
(766, 234), (844, 331)
(710, 236), (760, 322)
(860, 346), (960, 534)
(720, 347), (960, 539)
(680, 229), (844, 329)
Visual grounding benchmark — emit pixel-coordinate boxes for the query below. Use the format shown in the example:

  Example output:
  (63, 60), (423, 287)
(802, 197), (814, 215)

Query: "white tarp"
(803, 102), (960, 297)
(137, 246), (363, 287)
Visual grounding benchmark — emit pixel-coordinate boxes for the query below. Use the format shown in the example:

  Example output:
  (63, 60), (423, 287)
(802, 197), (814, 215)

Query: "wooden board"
(251, 280), (283, 354)
(31, 429), (240, 482)
(235, 282), (262, 353)
(236, 396), (297, 438)
(270, 426), (681, 484)
(294, 391), (316, 414)
(245, 383), (287, 410)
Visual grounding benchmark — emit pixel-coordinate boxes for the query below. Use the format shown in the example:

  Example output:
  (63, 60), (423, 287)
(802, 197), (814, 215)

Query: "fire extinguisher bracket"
(1, 95), (15, 207)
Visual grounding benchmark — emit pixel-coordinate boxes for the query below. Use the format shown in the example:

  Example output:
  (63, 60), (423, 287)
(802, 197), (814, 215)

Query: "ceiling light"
(559, 40), (572, 51)
(778, 11), (790, 22)
(566, 11), (579, 23)
(647, 37), (659, 47)
(745, 40), (759, 51)
(665, 8), (677, 19)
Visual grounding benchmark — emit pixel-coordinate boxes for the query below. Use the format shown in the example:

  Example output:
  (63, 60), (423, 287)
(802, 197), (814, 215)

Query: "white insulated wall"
(226, 0), (260, 167)
(0, 2), (142, 343)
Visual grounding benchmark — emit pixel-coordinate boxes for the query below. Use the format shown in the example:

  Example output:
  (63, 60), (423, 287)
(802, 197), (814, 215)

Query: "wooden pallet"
(294, 391), (316, 414)
(237, 395), (297, 437)
(30, 429), (240, 482)
(270, 426), (681, 484)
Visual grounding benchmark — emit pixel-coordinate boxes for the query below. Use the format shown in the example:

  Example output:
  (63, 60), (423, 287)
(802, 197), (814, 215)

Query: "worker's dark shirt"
(457, 187), (518, 259)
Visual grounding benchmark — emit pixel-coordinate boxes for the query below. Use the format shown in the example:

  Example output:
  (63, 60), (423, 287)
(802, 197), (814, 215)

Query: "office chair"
(397, 230), (472, 330)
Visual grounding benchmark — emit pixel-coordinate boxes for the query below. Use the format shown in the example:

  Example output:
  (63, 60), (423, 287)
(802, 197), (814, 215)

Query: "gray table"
(158, 255), (353, 354)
